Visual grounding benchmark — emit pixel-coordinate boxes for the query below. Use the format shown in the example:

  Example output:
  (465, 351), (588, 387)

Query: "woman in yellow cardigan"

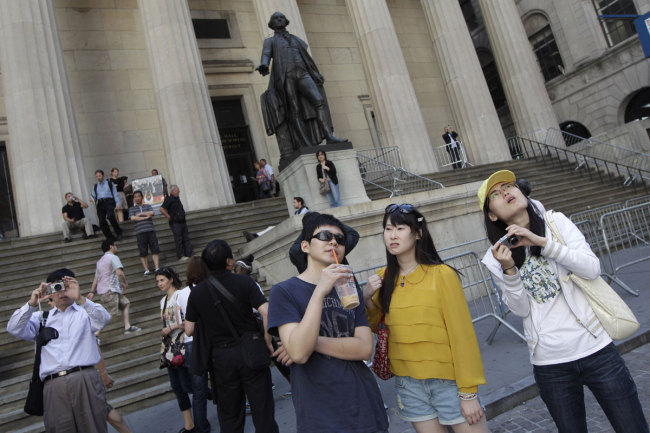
(364, 204), (489, 433)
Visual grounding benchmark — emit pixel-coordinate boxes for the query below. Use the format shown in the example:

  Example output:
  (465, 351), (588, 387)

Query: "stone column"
(252, 0), (308, 44)
(420, 0), (511, 164)
(0, 0), (89, 237)
(345, 0), (438, 174)
(139, 0), (235, 210)
(477, 0), (560, 139)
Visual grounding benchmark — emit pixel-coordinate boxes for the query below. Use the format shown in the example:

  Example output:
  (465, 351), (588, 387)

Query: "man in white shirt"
(260, 159), (277, 197)
(7, 268), (111, 432)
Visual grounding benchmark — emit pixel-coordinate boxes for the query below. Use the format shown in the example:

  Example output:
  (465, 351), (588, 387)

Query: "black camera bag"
(24, 310), (50, 416)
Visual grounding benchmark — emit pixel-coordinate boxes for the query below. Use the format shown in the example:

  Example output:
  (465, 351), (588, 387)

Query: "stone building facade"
(0, 0), (648, 237)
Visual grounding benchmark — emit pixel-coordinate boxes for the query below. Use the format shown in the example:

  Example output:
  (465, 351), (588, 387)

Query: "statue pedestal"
(277, 145), (370, 215)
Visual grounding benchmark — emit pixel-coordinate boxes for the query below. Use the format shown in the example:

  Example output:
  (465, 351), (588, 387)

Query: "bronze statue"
(256, 12), (347, 160)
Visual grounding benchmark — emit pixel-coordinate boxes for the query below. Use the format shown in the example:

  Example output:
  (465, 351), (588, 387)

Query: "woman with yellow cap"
(478, 170), (647, 433)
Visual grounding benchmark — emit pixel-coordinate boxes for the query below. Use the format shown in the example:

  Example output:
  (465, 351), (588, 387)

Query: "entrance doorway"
(0, 143), (18, 238)
(212, 98), (258, 203)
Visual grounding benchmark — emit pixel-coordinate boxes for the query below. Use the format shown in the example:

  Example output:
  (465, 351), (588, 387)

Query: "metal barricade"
(433, 141), (470, 169)
(625, 195), (650, 207)
(443, 251), (525, 344)
(569, 202), (624, 250)
(599, 202), (650, 296)
(353, 250), (526, 344)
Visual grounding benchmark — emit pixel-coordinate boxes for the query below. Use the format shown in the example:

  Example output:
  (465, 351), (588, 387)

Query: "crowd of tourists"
(7, 169), (649, 433)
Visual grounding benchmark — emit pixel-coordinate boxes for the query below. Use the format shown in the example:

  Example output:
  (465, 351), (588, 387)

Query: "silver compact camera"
(497, 234), (520, 249)
(46, 281), (66, 295)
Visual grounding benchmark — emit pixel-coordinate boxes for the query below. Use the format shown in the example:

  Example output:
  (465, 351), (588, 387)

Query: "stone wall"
(242, 182), (488, 286)
(54, 0), (166, 187)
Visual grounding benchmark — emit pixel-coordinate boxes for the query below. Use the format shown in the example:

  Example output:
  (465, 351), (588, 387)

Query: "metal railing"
(569, 203), (626, 250)
(544, 128), (649, 173)
(625, 195), (650, 207)
(511, 128), (650, 186)
(353, 242), (526, 344)
(356, 147), (444, 197)
(506, 135), (649, 193)
(432, 141), (471, 169)
(599, 203), (650, 296)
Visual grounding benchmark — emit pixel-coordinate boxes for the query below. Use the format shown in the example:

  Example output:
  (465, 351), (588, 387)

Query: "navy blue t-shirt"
(268, 277), (388, 433)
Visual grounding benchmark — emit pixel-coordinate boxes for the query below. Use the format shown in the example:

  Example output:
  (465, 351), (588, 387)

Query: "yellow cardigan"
(366, 264), (486, 393)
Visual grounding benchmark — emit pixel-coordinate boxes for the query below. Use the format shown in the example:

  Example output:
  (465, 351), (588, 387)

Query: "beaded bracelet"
(458, 392), (478, 401)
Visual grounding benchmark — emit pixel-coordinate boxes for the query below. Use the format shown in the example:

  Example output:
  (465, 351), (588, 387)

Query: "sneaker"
(154, 268), (160, 272)
(81, 233), (89, 240)
(124, 326), (141, 334)
(179, 256), (190, 261)
(64, 238), (72, 243)
(178, 428), (196, 433)
(143, 270), (151, 276)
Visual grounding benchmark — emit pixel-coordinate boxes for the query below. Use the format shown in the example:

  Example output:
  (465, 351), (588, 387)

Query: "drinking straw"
(332, 249), (340, 264)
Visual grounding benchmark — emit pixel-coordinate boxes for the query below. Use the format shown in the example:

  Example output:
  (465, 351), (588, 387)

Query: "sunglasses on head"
(385, 203), (415, 214)
(309, 230), (345, 245)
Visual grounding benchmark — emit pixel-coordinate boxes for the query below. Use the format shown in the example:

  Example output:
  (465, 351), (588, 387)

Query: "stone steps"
(0, 197), (289, 433)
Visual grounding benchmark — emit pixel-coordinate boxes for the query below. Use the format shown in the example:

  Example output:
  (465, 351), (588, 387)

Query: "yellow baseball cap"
(477, 170), (516, 210)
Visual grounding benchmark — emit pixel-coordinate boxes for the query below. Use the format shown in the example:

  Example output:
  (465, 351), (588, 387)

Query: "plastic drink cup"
(334, 265), (360, 310)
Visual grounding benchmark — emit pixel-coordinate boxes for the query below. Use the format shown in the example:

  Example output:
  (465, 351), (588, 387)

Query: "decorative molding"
(202, 59), (254, 74)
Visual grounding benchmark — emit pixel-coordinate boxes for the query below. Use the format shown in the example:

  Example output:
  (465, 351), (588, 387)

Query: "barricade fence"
(625, 195), (650, 208)
(356, 150), (444, 197)
(353, 243), (526, 344)
(599, 202), (650, 296)
(432, 141), (471, 169)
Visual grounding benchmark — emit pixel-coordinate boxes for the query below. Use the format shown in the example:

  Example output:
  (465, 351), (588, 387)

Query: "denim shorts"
(395, 376), (469, 425)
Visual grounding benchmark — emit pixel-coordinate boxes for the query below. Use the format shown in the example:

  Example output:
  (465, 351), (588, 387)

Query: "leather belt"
(44, 365), (94, 382)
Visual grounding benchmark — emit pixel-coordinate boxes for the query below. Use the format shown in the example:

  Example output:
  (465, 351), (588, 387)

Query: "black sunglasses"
(309, 230), (345, 245)
(385, 203), (415, 214)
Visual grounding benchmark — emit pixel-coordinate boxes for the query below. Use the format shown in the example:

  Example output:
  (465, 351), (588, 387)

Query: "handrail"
(507, 135), (649, 194)
(356, 147), (444, 197)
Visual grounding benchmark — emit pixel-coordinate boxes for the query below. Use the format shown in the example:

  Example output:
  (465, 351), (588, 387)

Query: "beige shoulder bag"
(544, 210), (639, 340)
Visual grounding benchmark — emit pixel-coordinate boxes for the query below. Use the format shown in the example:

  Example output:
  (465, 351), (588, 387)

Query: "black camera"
(497, 234), (520, 249)
(37, 327), (59, 346)
(46, 281), (65, 295)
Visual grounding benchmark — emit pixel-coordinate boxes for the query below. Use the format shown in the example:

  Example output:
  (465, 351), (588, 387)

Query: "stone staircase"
(0, 198), (289, 433)
(2, 155), (648, 432)
(364, 157), (649, 216)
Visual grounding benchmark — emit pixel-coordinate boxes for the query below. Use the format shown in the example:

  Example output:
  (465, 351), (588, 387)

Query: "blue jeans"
(326, 180), (342, 207)
(167, 360), (192, 412)
(184, 342), (211, 433)
(533, 343), (648, 433)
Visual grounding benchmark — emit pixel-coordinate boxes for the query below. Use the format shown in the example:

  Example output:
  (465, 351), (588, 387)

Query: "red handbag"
(372, 314), (394, 380)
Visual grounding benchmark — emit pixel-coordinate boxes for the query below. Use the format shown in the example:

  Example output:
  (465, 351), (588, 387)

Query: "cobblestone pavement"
(487, 343), (650, 432)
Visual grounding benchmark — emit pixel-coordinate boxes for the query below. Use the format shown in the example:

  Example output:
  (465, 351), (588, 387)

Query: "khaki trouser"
(62, 218), (93, 239)
(43, 367), (108, 433)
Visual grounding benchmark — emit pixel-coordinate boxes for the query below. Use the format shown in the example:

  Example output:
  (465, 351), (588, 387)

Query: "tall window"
(524, 14), (564, 82)
(592, 0), (638, 47)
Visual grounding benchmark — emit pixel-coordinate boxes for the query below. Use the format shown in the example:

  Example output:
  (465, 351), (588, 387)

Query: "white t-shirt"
(176, 286), (193, 343)
(521, 252), (610, 365)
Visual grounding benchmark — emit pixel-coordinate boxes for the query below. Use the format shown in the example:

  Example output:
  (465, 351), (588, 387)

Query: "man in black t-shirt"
(184, 240), (279, 433)
(159, 185), (193, 260)
(61, 192), (95, 242)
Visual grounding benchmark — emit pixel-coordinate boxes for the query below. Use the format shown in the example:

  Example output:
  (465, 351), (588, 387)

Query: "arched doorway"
(559, 121), (592, 146)
(624, 87), (650, 123)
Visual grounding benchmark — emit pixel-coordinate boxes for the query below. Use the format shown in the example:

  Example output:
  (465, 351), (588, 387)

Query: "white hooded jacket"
(481, 211), (610, 363)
